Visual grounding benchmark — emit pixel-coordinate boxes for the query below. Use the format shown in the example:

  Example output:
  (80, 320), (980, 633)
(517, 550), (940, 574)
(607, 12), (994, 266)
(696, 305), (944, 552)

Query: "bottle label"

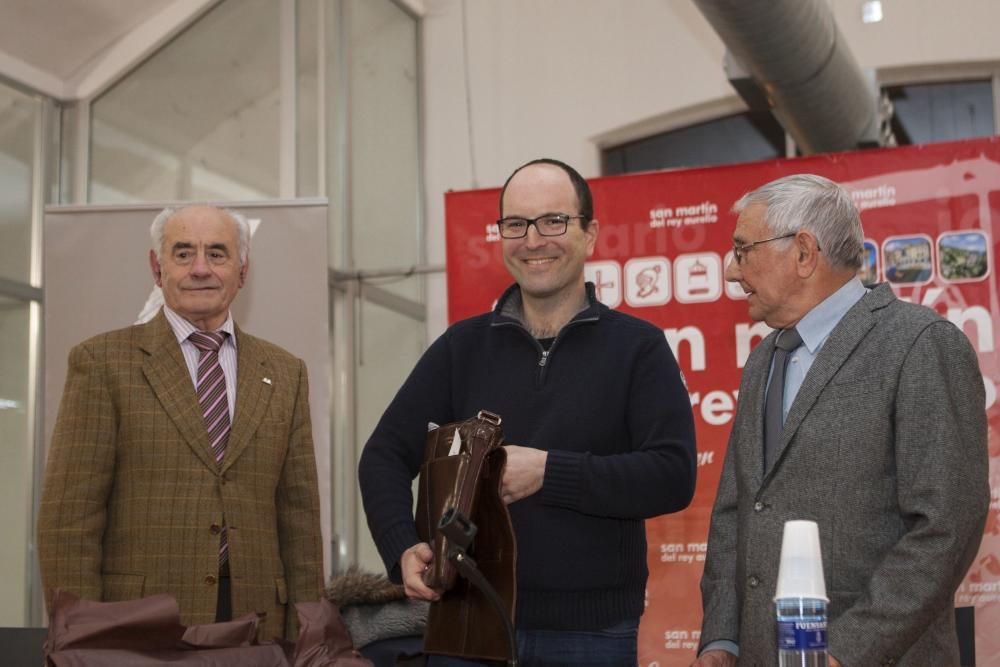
(777, 618), (827, 650)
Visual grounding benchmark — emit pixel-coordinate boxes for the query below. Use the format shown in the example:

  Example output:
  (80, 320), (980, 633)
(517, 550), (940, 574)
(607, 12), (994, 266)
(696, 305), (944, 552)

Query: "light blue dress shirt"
(772, 277), (868, 421)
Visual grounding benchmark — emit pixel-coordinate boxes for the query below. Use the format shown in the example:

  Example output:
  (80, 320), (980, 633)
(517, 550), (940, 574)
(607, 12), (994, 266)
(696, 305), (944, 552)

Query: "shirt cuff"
(540, 449), (585, 509)
(700, 639), (739, 657)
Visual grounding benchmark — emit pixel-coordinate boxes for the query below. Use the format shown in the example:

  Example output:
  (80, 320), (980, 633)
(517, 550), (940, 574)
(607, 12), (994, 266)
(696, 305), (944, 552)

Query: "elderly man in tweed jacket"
(695, 175), (989, 667)
(38, 205), (324, 640)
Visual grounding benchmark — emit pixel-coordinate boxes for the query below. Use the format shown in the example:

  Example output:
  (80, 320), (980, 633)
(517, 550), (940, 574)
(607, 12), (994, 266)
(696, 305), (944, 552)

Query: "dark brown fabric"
(43, 590), (373, 667)
(414, 412), (516, 662)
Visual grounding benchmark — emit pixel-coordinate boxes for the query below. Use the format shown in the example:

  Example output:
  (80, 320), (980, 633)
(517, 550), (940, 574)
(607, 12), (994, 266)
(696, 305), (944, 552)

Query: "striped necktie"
(189, 330), (230, 568)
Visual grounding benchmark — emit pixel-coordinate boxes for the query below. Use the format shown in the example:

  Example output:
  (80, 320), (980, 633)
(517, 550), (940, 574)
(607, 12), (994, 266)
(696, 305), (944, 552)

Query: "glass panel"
(347, 0), (421, 290)
(297, 0), (320, 197)
(90, 0), (282, 203)
(354, 285), (426, 569)
(887, 80), (995, 145)
(0, 296), (32, 625)
(0, 84), (38, 282)
(324, 0), (423, 574)
(603, 111), (785, 175)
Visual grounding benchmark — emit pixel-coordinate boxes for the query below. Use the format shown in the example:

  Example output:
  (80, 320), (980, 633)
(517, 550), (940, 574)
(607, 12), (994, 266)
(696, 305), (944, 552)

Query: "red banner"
(444, 137), (1000, 665)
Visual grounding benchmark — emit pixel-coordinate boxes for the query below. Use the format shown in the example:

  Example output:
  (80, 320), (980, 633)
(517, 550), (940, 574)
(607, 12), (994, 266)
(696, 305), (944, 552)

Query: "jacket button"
(219, 474), (228, 486)
(204, 574), (217, 585)
(753, 501), (764, 512)
(209, 523), (221, 535)
(748, 575), (760, 588)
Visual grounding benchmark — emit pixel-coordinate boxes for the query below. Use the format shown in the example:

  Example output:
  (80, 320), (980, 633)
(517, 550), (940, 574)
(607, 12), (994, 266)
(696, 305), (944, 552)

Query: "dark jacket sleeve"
(540, 328), (697, 519)
(358, 332), (456, 582)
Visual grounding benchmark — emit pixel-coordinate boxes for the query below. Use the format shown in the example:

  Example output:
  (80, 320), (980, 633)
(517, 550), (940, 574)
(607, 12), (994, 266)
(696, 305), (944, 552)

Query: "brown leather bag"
(414, 410), (517, 662)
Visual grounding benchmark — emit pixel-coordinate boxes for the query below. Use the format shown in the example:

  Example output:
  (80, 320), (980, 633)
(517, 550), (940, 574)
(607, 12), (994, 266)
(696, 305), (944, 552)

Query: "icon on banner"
(624, 257), (671, 307)
(938, 231), (989, 283)
(585, 261), (621, 308)
(675, 253), (722, 303)
(883, 235), (932, 284)
(858, 240), (879, 286)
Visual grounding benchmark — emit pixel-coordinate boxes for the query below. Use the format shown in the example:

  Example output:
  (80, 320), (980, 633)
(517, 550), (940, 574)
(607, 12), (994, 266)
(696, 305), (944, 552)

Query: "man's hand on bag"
(690, 649), (737, 667)
(400, 542), (441, 601)
(501, 445), (547, 504)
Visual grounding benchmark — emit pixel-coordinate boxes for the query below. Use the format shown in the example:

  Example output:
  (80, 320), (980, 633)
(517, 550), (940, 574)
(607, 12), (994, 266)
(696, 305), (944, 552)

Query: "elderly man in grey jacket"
(695, 174), (989, 667)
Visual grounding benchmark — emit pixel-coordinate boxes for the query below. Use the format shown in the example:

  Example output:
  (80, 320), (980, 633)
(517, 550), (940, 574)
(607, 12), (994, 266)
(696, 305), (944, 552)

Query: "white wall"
(420, 0), (1000, 339)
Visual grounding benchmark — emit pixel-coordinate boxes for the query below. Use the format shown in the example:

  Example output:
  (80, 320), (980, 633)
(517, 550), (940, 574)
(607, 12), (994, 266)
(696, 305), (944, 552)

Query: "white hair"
(733, 174), (864, 271)
(149, 205), (251, 266)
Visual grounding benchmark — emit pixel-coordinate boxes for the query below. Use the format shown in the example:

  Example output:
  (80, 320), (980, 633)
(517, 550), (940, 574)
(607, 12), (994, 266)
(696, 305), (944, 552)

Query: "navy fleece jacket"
(359, 283), (696, 630)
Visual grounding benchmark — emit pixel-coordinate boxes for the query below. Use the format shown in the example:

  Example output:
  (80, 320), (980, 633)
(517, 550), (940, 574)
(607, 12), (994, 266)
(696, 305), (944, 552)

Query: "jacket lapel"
(763, 284), (894, 482)
(224, 324), (274, 472)
(140, 311), (218, 472)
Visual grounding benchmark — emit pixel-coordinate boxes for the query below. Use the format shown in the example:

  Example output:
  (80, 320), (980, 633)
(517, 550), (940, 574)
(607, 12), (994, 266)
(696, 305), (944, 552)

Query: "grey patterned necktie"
(764, 327), (803, 471)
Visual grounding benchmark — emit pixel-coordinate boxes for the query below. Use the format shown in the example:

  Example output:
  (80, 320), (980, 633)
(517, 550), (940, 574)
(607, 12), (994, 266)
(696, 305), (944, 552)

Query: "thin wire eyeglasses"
(732, 233), (797, 264)
(496, 213), (587, 239)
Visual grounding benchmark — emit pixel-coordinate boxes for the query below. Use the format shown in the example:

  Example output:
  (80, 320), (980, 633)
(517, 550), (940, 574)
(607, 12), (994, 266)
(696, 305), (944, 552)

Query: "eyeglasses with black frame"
(496, 213), (587, 239)
(731, 233), (798, 264)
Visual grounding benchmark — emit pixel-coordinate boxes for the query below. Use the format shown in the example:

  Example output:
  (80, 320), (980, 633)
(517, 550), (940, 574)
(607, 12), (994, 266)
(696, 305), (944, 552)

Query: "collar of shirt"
(162, 305), (238, 349)
(774, 277), (868, 422)
(794, 277), (868, 355)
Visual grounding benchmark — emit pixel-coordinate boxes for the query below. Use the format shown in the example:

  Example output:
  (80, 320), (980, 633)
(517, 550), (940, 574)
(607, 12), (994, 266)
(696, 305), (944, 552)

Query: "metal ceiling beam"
(71, 0), (222, 101)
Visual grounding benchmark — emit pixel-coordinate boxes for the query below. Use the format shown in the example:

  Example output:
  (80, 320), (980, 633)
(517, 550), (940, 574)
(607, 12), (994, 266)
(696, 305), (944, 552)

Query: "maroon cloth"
(44, 591), (372, 667)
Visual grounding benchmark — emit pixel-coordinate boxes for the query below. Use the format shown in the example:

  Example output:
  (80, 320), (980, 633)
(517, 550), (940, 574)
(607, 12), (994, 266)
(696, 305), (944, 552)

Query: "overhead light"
(862, 1), (884, 24)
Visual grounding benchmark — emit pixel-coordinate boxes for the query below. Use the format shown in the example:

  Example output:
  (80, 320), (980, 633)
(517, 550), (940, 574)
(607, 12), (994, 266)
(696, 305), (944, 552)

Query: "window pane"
(297, 0), (320, 197)
(354, 284), (425, 569)
(887, 80), (995, 145)
(0, 297), (32, 625)
(346, 0), (421, 287)
(0, 85), (37, 283)
(604, 112), (785, 175)
(90, 0), (281, 203)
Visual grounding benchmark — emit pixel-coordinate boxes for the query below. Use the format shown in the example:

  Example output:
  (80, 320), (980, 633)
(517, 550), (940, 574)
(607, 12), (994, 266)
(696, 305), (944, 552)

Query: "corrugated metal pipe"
(692, 0), (891, 154)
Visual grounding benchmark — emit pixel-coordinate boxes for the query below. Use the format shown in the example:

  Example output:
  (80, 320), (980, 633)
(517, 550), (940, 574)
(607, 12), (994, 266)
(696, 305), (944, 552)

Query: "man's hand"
(829, 656), (842, 667)
(501, 445), (548, 504)
(690, 649), (737, 667)
(400, 542), (441, 601)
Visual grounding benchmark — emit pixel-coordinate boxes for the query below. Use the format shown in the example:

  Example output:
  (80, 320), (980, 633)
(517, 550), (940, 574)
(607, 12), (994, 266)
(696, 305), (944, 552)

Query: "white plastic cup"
(774, 520), (829, 602)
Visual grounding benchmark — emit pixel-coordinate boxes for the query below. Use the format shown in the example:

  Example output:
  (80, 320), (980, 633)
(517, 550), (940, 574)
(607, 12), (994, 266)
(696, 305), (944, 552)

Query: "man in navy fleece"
(359, 158), (696, 666)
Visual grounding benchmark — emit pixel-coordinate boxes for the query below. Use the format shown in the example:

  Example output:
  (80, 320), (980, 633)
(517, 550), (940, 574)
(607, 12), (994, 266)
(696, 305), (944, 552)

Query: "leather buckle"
(477, 410), (502, 426)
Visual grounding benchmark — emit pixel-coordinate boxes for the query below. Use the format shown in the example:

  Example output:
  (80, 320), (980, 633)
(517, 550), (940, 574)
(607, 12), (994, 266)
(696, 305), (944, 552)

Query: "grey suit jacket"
(700, 283), (989, 666)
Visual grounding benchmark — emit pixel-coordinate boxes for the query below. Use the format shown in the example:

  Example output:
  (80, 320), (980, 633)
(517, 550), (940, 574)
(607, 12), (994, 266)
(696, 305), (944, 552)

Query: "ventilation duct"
(692, 0), (893, 154)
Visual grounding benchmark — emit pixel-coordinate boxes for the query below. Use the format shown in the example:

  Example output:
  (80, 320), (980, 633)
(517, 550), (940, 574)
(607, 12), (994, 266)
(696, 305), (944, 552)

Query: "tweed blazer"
(38, 310), (324, 640)
(700, 283), (989, 666)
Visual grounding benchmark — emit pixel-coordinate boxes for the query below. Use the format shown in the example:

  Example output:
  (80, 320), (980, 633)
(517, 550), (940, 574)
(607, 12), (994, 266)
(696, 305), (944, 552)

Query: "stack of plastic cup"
(775, 520), (828, 601)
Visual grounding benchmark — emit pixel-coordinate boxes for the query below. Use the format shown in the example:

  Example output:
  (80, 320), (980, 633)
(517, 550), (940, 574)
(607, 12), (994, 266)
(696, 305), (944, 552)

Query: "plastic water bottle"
(776, 596), (827, 667)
